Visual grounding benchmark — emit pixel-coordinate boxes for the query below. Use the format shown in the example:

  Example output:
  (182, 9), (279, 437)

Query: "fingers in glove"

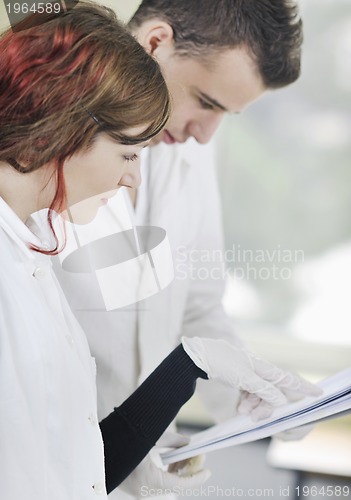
(281, 388), (305, 402)
(250, 400), (274, 421)
(168, 455), (205, 476)
(161, 467), (211, 490)
(280, 375), (322, 397)
(274, 423), (315, 441)
(238, 393), (276, 421)
(253, 358), (323, 398)
(237, 392), (261, 415)
(275, 372), (322, 397)
(240, 371), (287, 407)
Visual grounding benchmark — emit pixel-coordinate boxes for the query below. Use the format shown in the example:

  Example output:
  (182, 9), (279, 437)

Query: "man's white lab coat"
(55, 140), (242, 412)
(0, 198), (107, 500)
(54, 141), (242, 499)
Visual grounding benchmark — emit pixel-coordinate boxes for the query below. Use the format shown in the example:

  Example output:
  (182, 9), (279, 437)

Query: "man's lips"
(163, 130), (178, 144)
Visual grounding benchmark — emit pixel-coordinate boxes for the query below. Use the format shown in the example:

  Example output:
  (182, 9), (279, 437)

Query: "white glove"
(119, 432), (211, 498)
(182, 337), (322, 420)
(274, 423), (315, 441)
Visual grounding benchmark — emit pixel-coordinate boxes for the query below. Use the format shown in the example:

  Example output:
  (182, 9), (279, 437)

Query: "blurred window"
(216, 0), (351, 351)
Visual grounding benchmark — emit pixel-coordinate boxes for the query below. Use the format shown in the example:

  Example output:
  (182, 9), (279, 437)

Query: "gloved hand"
(182, 337), (323, 420)
(118, 432), (211, 497)
(274, 423), (315, 441)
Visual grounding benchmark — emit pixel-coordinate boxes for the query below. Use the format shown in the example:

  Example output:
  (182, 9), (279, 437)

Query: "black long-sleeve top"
(99, 344), (207, 493)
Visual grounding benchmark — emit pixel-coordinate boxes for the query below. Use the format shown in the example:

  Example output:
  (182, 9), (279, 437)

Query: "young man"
(55, 1), (315, 497)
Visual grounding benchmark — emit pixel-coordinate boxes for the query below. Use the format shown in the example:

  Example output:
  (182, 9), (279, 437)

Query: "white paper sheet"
(161, 368), (351, 465)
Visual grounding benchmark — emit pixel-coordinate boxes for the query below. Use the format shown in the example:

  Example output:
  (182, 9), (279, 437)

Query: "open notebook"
(161, 368), (351, 465)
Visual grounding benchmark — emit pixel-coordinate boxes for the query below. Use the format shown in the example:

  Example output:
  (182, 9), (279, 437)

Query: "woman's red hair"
(0, 1), (170, 254)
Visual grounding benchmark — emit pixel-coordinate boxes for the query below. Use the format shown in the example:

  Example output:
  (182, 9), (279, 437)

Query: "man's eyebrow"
(199, 91), (228, 112)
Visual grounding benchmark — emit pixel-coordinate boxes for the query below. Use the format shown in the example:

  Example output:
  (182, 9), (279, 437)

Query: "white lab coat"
(0, 198), (107, 500)
(54, 141), (243, 499)
(134, 141), (243, 419)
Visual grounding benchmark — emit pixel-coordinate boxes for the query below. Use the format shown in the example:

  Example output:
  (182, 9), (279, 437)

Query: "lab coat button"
(88, 413), (97, 425)
(65, 335), (74, 345)
(33, 267), (46, 279)
(93, 481), (105, 495)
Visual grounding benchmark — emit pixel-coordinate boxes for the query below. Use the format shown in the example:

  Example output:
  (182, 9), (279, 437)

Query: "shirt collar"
(0, 196), (44, 255)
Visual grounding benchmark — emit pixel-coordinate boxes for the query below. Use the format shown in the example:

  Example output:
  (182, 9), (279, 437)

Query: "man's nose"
(188, 113), (224, 144)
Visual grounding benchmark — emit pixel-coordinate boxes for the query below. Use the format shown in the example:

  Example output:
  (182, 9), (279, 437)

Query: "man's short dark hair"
(129, 0), (303, 89)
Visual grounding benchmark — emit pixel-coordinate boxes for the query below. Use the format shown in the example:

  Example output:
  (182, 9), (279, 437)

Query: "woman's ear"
(134, 20), (174, 56)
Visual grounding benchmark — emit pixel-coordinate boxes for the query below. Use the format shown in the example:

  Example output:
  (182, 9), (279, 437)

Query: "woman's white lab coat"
(0, 197), (107, 500)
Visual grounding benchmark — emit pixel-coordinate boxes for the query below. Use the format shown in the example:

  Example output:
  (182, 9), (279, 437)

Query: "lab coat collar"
(147, 143), (191, 227)
(0, 196), (43, 256)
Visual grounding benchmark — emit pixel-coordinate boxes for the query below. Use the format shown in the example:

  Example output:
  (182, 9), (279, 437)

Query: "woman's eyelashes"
(123, 153), (138, 162)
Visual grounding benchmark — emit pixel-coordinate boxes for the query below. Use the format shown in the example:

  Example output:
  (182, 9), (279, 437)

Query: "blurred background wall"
(216, 0), (351, 358)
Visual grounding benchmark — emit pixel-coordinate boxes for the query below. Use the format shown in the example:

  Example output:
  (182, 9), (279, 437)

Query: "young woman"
(0, 2), (321, 499)
(0, 3), (199, 497)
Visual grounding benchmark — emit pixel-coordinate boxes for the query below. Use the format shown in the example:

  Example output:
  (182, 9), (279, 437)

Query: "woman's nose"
(119, 163), (141, 189)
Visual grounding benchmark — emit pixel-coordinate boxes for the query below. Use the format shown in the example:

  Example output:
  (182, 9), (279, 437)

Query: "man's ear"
(135, 20), (174, 56)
